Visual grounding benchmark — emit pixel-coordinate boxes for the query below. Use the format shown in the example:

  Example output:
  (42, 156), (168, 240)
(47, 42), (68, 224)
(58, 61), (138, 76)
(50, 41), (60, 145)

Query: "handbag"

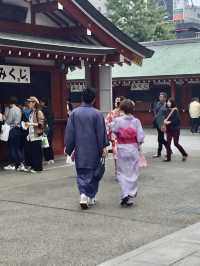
(0, 123), (10, 142)
(66, 156), (74, 165)
(94, 158), (105, 181)
(160, 123), (167, 133)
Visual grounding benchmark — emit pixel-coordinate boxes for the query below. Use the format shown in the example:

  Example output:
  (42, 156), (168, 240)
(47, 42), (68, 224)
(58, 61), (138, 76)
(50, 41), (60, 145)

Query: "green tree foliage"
(106, 0), (175, 42)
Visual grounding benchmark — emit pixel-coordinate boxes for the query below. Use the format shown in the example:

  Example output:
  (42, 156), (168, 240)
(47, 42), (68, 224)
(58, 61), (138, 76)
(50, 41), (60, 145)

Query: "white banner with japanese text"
(0, 65), (30, 83)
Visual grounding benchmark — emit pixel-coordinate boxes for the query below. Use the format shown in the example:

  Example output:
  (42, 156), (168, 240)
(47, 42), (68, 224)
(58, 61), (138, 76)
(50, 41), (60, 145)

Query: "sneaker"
(23, 167), (30, 172)
(30, 169), (37, 174)
(17, 163), (26, 172)
(4, 165), (16, 171)
(80, 194), (89, 209)
(88, 197), (97, 206)
(48, 160), (55, 165)
(24, 166), (31, 172)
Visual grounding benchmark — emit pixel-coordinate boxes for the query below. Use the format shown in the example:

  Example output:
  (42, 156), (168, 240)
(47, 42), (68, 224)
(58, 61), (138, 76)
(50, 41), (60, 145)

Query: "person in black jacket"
(164, 98), (188, 162)
(153, 92), (169, 158)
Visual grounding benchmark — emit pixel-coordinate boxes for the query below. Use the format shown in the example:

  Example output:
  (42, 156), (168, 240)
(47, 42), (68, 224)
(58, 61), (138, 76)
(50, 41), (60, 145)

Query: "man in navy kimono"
(65, 88), (108, 209)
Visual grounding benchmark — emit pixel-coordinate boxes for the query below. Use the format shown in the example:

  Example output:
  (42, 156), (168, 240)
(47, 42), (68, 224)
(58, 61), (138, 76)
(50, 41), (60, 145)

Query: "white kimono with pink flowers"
(112, 115), (144, 199)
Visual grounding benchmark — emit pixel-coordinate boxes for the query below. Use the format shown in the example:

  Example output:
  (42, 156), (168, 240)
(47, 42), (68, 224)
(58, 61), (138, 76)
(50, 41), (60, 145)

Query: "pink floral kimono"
(105, 109), (121, 158)
(112, 115), (144, 201)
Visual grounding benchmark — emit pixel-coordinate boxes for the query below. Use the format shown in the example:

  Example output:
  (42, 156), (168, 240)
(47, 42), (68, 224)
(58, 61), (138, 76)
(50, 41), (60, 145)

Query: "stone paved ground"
(99, 222), (200, 266)
(0, 130), (199, 266)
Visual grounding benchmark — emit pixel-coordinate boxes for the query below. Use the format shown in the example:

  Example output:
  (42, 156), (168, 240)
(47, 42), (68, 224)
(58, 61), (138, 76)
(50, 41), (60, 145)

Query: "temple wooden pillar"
(181, 81), (188, 111)
(85, 64), (100, 109)
(51, 68), (67, 154)
(91, 65), (100, 109)
(170, 80), (176, 99)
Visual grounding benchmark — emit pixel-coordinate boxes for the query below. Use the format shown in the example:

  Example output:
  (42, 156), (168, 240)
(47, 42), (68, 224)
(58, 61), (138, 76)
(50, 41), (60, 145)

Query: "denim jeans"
(8, 127), (23, 167)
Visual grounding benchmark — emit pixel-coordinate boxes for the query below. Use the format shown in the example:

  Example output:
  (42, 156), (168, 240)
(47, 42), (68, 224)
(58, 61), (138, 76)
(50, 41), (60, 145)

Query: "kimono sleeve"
(96, 112), (109, 152)
(111, 117), (119, 135)
(105, 112), (112, 139)
(64, 113), (75, 156)
(136, 119), (145, 144)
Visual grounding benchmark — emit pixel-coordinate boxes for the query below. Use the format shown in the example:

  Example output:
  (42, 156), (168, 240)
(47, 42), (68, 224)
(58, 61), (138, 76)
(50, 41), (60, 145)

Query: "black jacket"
(166, 109), (181, 130)
(153, 101), (167, 128)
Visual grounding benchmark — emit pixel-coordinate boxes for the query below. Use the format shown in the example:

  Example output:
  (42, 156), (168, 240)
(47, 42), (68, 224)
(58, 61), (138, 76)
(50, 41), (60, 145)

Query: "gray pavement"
(99, 222), (200, 266)
(0, 130), (199, 265)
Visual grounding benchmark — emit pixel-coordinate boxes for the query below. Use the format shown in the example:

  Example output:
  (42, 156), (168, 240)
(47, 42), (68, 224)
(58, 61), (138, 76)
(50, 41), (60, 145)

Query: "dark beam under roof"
(0, 21), (86, 41)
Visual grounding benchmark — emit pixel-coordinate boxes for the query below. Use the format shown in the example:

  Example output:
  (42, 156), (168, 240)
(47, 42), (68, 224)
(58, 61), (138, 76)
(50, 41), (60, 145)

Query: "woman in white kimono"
(112, 99), (144, 207)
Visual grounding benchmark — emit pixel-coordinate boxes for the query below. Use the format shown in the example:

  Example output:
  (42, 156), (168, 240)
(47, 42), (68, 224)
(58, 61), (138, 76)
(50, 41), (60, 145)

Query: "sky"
(192, 0), (200, 5)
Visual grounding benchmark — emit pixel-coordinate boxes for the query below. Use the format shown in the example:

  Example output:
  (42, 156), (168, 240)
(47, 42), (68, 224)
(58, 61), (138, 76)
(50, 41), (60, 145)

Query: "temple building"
(68, 38), (200, 127)
(0, 0), (153, 160)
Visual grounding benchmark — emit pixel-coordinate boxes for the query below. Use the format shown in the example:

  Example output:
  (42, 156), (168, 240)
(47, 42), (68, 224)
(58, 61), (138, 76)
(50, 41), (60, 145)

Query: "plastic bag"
(0, 123), (10, 142)
(66, 156), (74, 165)
(41, 135), (49, 148)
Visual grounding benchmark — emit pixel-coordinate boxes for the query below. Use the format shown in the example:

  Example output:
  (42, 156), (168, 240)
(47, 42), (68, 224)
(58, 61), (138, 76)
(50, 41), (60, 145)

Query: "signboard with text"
(0, 65), (30, 83)
(130, 81), (149, 91)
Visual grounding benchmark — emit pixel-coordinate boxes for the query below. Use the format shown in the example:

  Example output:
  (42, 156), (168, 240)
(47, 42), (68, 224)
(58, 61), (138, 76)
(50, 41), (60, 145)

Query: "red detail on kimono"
(105, 109), (121, 156)
(117, 127), (137, 144)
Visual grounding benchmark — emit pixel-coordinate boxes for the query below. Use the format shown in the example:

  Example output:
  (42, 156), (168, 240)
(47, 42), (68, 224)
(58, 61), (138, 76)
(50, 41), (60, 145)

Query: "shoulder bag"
(160, 108), (177, 132)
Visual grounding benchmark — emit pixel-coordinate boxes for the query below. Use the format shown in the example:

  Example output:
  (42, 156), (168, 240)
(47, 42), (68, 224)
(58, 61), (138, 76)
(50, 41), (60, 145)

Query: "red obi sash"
(117, 127), (137, 144)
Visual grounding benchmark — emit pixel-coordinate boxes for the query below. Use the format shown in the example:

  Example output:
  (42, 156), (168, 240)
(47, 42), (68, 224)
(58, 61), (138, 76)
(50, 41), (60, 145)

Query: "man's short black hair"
(160, 92), (167, 98)
(82, 88), (96, 104)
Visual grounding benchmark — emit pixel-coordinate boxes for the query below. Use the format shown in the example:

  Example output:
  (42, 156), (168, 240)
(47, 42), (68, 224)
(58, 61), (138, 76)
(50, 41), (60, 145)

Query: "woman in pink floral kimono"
(112, 99), (144, 207)
(105, 96), (125, 174)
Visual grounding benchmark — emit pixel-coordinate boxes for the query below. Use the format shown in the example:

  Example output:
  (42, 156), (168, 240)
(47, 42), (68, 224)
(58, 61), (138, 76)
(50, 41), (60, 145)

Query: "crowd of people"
(0, 96), (54, 173)
(65, 89), (192, 209)
(0, 88), (196, 209)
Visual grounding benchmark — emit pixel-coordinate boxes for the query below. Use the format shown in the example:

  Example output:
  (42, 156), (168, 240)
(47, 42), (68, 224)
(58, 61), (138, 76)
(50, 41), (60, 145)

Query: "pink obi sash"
(117, 127), (137, 144)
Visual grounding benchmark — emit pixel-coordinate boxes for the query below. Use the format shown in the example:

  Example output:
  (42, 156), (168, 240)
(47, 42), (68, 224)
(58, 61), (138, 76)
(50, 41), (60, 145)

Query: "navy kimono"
(65, 103), (108, 198)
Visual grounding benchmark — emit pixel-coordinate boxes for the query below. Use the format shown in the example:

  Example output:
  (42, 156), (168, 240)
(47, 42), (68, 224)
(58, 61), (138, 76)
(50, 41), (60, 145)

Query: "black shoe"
(121, 196), (134, 207)
(182, 155), (188, 161)
(120, 196), (128, 206)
